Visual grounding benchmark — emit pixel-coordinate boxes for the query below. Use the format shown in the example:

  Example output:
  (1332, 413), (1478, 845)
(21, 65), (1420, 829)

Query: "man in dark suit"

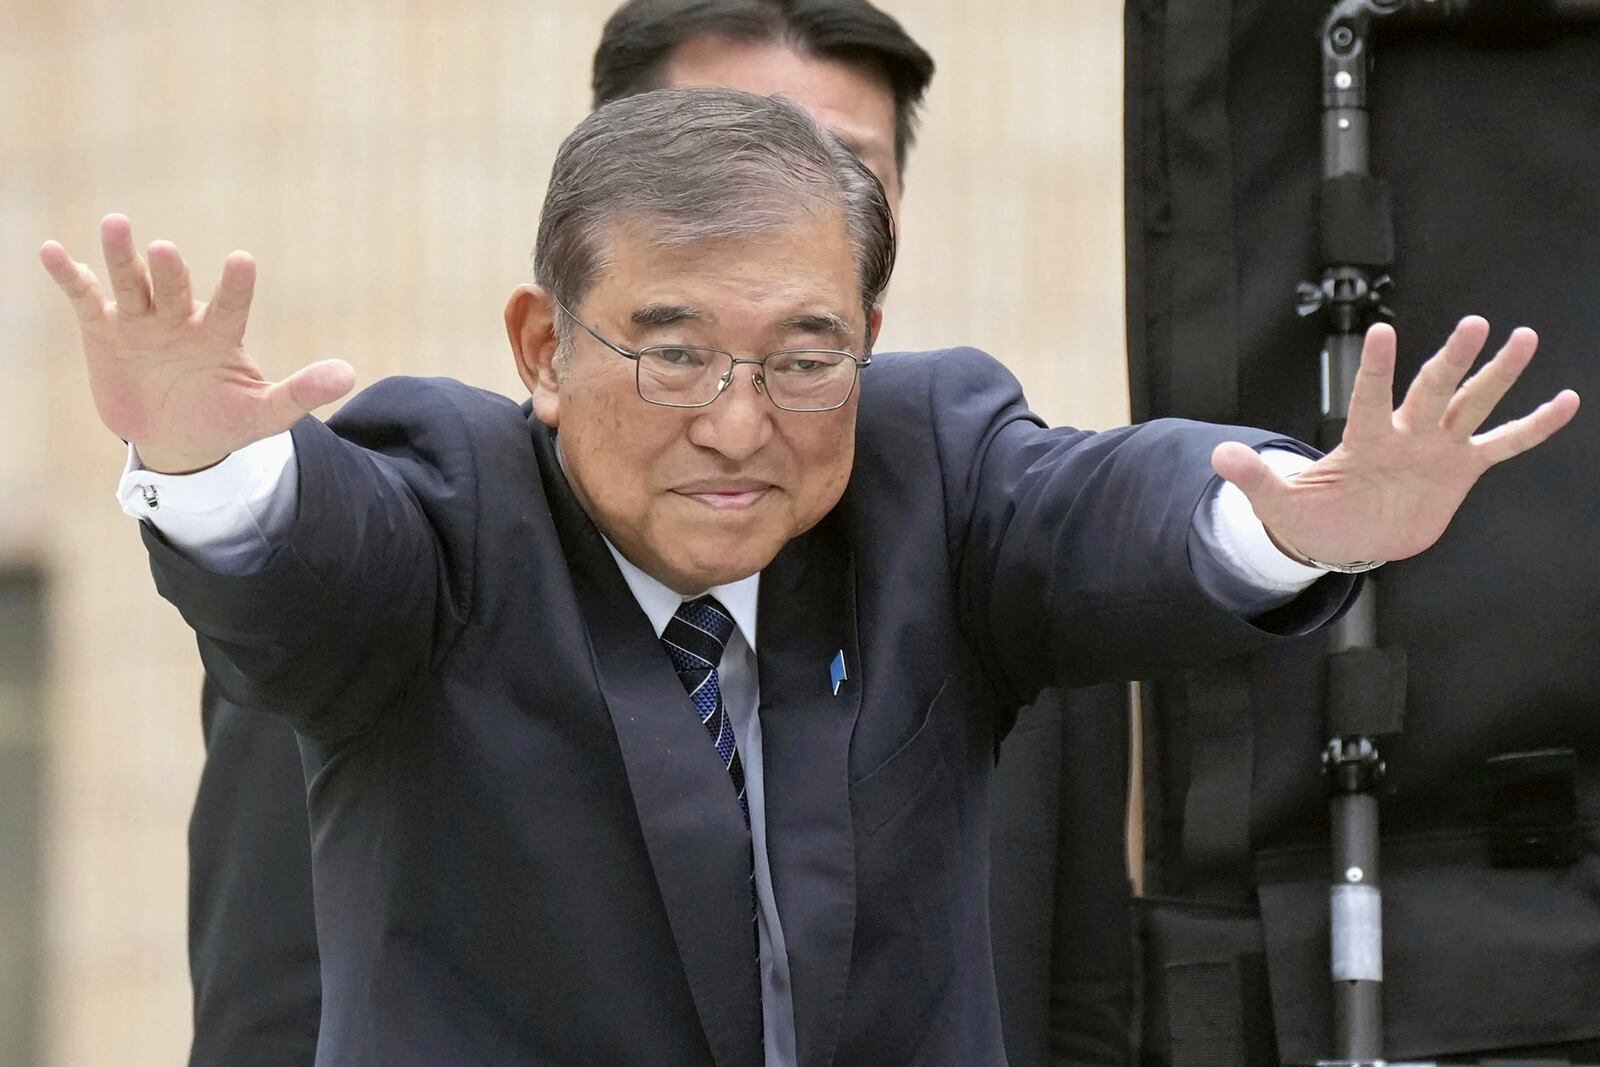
(43, 87), (1573, 1064)
(185, 4), (1141, 1063)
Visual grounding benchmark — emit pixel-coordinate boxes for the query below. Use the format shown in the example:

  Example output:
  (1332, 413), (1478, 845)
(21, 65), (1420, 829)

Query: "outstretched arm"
(940, 315), (1577, 701)
(42, 217), (467, 742)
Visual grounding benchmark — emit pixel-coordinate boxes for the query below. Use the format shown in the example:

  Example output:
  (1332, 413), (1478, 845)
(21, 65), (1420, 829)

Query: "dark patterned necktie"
(660, 595), (748, 824)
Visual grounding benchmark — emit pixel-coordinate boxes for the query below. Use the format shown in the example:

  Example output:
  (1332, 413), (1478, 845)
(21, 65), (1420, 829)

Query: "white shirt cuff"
(116, 432), (300, 574)
(1210, 447), (1328, 593)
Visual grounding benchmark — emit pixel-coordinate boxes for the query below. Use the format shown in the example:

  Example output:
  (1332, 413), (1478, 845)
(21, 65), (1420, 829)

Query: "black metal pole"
(1309, 4), (1396, 1063)
(1306, 5), (1600, 1064)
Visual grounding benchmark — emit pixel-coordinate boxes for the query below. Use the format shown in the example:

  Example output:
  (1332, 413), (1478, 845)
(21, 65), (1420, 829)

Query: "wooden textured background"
(2, 1), (1128, 1061)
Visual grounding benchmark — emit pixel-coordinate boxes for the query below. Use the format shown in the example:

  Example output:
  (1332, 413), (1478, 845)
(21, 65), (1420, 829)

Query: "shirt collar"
(603, 541), (760, 652)
(557, 436), (760, 651)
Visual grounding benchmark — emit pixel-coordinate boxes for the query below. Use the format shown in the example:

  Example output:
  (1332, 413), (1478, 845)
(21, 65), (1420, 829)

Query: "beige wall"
(3, 2), (1128, 1061)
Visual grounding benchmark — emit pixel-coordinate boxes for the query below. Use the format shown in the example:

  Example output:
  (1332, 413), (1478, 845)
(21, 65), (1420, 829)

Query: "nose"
(687, 363), (773, 460)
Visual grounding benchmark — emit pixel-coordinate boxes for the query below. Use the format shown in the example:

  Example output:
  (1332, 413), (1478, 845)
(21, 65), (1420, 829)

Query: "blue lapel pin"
(829, 650), (848, 696)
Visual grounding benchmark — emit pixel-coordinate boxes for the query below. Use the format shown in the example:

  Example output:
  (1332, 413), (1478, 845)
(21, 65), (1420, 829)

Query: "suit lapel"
(757, 515), (862, 1067)
(532, 425), (762, 1067)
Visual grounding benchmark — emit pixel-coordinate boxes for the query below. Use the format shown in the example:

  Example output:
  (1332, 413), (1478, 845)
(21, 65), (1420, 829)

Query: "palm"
(42, 215), (353, 473)
(1213, 318), (1579, 567)
(83, 289), (263, 455)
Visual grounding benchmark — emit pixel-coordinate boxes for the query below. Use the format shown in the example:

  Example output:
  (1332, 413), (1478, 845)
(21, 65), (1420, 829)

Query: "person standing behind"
(187, 4), (1132, 1065)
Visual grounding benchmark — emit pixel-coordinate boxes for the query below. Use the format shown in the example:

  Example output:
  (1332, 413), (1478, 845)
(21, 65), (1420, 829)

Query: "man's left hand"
(1211, 315), (1580, 568)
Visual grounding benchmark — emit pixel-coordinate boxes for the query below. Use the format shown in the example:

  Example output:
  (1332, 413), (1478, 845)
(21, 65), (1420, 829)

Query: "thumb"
(1211, 441), (1278, 498)
(265, 359), (357, 428)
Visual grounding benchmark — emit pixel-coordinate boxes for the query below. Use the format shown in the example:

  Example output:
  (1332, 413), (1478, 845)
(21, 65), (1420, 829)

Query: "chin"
(681, 537), (783, 589)
(690, 554), (769, 589)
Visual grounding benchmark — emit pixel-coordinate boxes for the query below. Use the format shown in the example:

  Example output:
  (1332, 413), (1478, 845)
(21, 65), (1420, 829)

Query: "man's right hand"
(40, 214), (354, 474)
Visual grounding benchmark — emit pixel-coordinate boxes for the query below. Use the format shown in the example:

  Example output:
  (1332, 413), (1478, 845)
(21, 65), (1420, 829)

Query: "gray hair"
(533, 87), (896, 347)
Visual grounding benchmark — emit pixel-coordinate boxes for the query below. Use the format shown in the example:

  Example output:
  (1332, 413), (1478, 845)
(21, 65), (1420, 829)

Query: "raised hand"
(40, 215), (354, 473)
(1212, 316), (1580, 568)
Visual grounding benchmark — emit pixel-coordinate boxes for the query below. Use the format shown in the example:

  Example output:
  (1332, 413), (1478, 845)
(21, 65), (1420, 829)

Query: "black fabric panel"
(1129, 3), (1600, 1056)
(1391, 0), (1567, 45)
(1179, 662), (1255, 899)
(1224, 1), (1600, 879)
(1050, 687), (1135, 1067)
(1159, 0), (1242, 424)
(1258, 842), (1600, 1063)
(1125, 0), (1161, 424)
(1166, 961), (1244, 1067)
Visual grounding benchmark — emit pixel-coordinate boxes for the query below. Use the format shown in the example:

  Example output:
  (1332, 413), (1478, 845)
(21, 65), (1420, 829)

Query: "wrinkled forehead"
(577, 212), (870, 328)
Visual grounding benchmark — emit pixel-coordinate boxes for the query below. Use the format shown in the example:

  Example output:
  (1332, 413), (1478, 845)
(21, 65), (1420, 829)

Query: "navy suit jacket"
(187, 684), (1134, 1067)
(148, 348), (1352, 1066)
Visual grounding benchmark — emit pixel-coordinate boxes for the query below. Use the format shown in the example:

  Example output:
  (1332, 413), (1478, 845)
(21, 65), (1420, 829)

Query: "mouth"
(672, 481), (775, 511)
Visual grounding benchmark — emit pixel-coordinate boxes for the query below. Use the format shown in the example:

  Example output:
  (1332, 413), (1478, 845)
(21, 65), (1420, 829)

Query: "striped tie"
(660, 595), (747, 823)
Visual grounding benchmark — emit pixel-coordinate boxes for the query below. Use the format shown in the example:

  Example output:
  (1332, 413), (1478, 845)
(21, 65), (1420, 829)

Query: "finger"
(1343, 323), (1399, 443)
(100, 214), (153, 315)
(1211, 440), (1289, 507)
(1471, 389), (1580, 466)
(39, 242), (110, 325)
(261, 359), (357, 429)
(1396, 315), (1490, 428)
(147, 241), (194, 321)
(1439, 326), (1537, 437)
(202, 251), (257, 346)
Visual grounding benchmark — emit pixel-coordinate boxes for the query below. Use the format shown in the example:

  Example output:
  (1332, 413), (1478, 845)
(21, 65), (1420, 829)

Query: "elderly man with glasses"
(42, 88), (1575, 1066)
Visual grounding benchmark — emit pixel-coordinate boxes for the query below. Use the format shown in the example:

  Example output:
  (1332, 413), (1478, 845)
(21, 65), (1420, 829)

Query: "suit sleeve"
(141, 378), (488, 743)
(930, 348), (1357, 701)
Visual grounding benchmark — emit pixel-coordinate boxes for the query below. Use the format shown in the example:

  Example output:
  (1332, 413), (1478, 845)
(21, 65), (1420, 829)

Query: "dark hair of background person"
(592, 0), (936, 176)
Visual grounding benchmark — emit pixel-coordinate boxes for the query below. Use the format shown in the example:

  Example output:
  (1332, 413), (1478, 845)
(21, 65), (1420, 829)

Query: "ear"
(867, 304), (885, 351)
(505, 283), (562, 429)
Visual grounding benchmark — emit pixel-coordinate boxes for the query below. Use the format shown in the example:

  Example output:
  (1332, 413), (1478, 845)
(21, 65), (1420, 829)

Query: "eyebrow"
(629, 306), (854, 343)
(631, 304), (704, 328)
(780, 313), (854, 341)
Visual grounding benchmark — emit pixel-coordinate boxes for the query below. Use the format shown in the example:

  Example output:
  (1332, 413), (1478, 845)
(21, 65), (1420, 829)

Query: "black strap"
(1318, 174), (1396, 269)
(1325, 645), (1407, 737)
(1161, 0), (1241, 424)
(1180, 660), (1255, 898)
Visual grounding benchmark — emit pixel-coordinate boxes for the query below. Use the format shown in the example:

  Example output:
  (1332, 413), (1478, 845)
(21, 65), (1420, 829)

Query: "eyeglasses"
(553, 297), (871, 412)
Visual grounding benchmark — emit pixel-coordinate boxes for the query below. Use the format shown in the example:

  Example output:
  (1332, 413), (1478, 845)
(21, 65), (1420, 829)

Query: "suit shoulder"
(859, 347), (1030, 436)
(329, 376), (529, 446)
(862, 346), (1018, 395)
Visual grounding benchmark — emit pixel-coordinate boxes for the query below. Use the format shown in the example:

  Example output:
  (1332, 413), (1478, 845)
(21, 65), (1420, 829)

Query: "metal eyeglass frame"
(551, 295), (872, 412)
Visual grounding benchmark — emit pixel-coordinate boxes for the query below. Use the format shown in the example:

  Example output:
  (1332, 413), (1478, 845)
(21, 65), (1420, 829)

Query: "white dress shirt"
(117, 431), (1326, 1067)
